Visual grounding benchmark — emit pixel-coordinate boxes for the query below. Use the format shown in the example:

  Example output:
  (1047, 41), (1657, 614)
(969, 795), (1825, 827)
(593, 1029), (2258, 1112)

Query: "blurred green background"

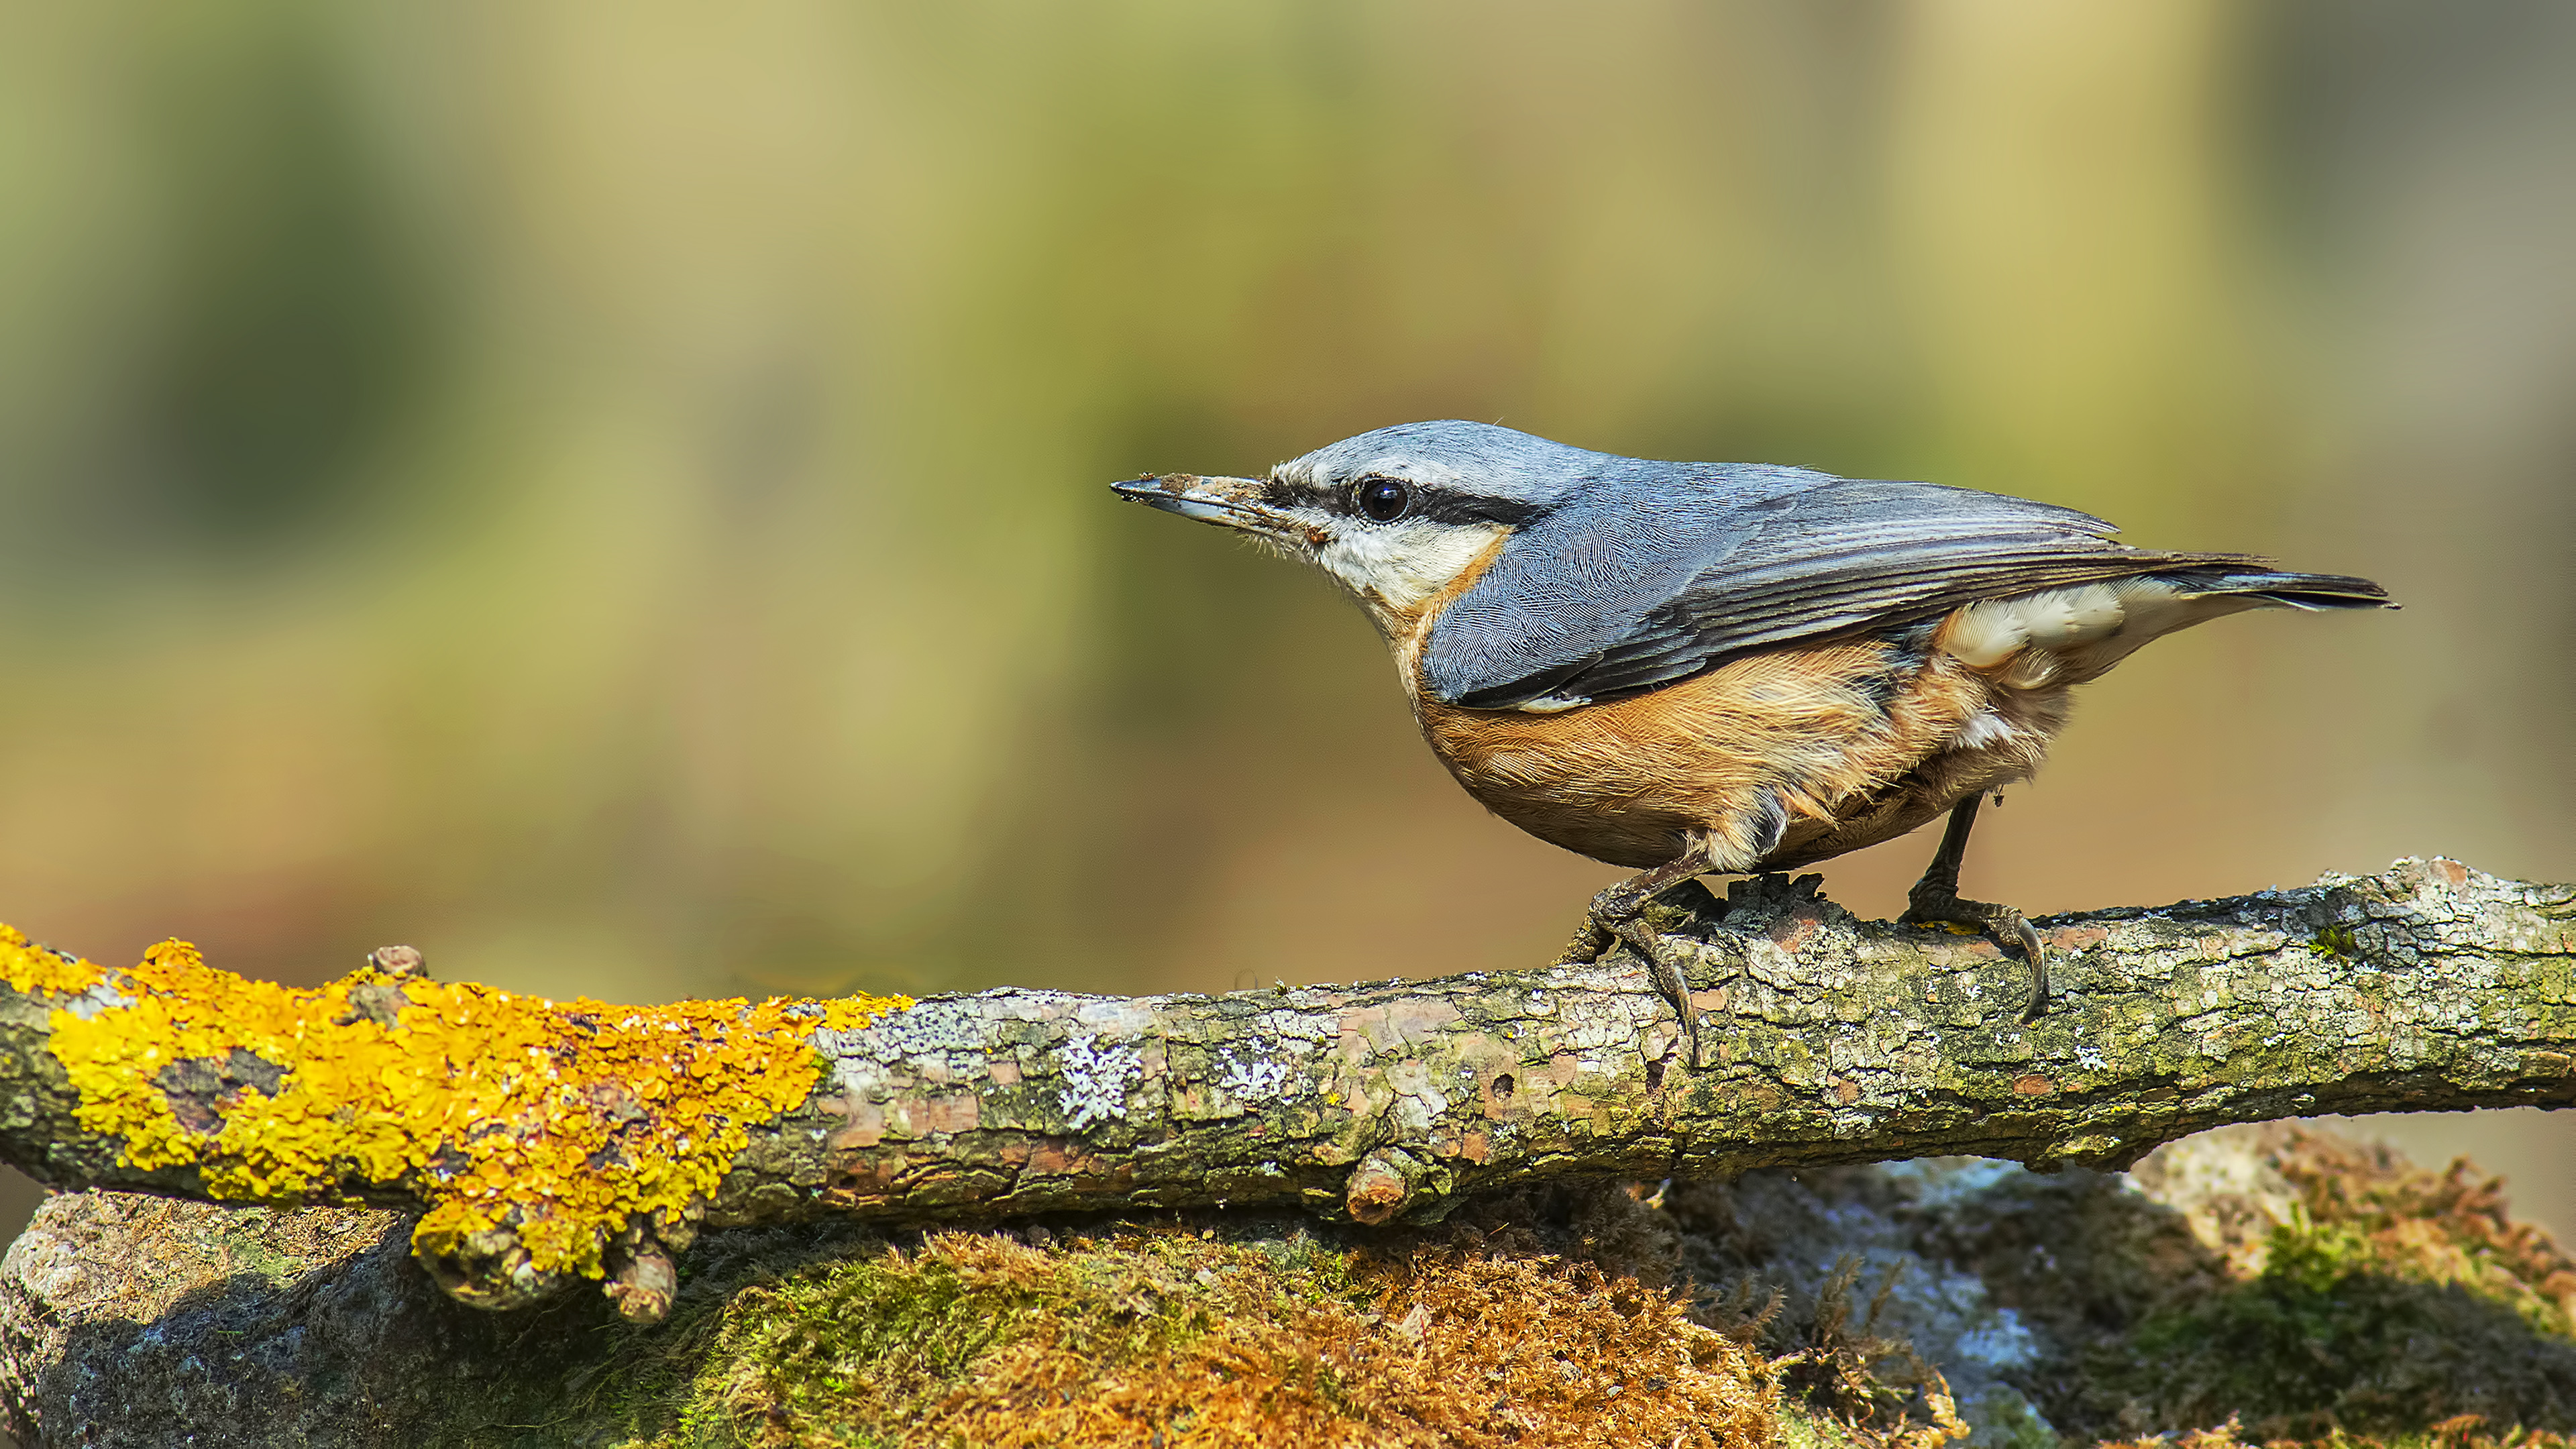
(0, 0), (2570, 1247)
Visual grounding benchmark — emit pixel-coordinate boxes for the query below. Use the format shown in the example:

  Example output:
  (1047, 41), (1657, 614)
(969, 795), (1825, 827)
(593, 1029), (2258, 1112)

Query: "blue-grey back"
(1415, 448), (2233, 710)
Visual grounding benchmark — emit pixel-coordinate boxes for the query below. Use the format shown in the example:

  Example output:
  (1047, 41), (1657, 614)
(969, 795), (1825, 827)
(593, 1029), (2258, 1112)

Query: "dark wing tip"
(2153, 566), (2394, 610)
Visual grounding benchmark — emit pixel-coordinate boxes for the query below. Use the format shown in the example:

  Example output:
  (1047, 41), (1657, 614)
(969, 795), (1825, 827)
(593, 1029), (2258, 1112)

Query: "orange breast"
(1409, 641), (1995, 869)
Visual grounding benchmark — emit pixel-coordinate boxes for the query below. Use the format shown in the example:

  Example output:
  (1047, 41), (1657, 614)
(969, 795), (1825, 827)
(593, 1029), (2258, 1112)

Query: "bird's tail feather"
(2150, 568), (2393, 611)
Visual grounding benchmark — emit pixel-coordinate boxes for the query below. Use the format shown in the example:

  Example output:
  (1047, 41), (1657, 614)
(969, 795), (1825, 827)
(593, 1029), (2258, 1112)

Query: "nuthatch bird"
(1112, 422), (2389, 1056)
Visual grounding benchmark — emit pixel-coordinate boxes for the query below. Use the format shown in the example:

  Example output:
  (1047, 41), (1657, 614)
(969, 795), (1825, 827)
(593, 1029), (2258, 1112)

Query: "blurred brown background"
(0, 0), (2570, 1254)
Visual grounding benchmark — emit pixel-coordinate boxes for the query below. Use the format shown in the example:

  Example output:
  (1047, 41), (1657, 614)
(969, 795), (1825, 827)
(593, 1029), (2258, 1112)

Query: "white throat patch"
(1315, 519), (1507, 625)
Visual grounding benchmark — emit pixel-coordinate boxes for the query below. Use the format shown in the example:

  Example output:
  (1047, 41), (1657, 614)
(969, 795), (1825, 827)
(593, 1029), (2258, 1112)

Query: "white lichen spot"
(1216, 1050), (1302, 1104)
(826, 1056), (888, 1104)
(1252, 1010), (1337, 1043)
(854, 999), (1003, 1059)
(1057, 1032), (1145, 1129)
(56, 980), (136, 1020)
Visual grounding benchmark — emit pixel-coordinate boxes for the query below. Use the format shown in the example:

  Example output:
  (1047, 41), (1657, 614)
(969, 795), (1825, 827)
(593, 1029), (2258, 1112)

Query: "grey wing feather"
(1424, 477), (2269, 710)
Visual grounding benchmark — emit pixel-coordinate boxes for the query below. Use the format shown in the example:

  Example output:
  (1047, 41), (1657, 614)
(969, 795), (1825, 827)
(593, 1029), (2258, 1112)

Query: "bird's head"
(1112, 421), (1600, 635)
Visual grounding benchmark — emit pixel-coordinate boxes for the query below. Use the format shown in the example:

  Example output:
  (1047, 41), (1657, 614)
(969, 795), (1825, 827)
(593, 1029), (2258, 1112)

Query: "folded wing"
(1421, 475), (2386, 711)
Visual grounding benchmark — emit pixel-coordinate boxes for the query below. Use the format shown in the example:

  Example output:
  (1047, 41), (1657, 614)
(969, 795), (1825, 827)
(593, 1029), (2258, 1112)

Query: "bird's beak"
(1110, 474), (1312, 543)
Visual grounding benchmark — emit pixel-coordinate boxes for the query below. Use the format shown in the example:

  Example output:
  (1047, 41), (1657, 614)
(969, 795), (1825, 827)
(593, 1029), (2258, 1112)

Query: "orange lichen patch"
(40, 935), (909, 1281)
(0, 922), (105, 996)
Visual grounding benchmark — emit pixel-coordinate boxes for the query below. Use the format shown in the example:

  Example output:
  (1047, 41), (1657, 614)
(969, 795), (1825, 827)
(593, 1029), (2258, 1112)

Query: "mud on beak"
(1110, 474), (1311, 543)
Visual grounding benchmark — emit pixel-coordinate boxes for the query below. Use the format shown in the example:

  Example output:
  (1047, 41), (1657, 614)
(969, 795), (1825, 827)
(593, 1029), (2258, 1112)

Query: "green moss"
(209, 1208), (313, 1283)
(2102, 1167), (2576, 1440)
(1773, 1403), (1877, 1448)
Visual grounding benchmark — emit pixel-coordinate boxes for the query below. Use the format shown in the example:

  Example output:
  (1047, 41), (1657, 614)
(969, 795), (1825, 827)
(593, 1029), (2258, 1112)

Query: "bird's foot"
(1902, 882), (2048, 1021)
(1562, 887), (1703, 1069)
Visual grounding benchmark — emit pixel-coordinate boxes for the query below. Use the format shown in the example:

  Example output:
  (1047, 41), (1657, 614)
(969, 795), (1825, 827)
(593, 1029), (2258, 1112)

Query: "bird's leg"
(1900, 794), (2049, 1021)
(1557, 837), (1721, 1069)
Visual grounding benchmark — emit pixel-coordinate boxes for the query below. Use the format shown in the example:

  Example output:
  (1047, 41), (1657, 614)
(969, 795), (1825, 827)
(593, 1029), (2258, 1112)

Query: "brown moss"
(649, 1219), (1776, 1448)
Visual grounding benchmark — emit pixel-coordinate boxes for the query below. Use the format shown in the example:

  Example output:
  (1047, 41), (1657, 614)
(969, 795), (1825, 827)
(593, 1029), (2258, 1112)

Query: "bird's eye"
(1354, 477), (1411, 522)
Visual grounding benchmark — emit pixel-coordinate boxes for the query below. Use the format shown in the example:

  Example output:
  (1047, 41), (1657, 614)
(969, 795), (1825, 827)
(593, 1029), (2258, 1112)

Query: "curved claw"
(1904, 886), (2049, 1022)
(1611, 919), (1703, 1071)
(1559, 888), (1704, 1069)
(2010, 916), (2048, 1022)
(1558, 839), (1728, 1069)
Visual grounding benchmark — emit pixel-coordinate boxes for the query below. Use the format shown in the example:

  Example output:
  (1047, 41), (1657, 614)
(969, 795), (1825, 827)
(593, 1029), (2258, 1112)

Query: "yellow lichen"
(15, 926), (909, 1281)
(0, 923), (105, 996)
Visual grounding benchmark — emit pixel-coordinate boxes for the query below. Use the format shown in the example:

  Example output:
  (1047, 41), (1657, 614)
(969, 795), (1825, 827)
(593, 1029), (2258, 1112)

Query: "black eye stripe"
(1261, 474), (1543, 528)
(1403, 491), (1544, 527)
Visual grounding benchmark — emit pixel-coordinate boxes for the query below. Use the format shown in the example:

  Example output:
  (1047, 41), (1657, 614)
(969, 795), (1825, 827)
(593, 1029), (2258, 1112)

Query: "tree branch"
(4, 857), (2571, 1322)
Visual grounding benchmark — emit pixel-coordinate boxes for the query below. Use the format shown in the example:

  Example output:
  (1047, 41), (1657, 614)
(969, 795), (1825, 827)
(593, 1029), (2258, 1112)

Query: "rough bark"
(2, 857), (2571, 1319)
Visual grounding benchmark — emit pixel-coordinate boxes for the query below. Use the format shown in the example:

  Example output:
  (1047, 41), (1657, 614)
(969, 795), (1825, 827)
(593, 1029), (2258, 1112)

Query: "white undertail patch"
(1942, 584), (2128, 667)
(1940, 576), (2279, 688)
